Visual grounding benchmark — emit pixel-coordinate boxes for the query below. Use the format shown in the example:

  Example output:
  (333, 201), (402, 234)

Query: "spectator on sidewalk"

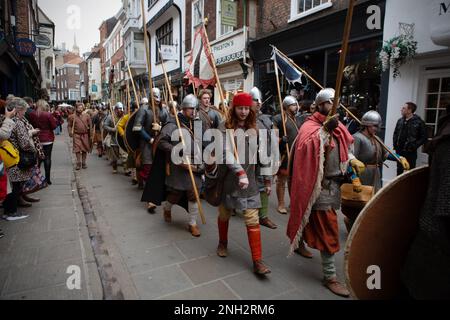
(393, 102), (428, 175)
(2, 98), (37, 221)
(53, 106), (64, 135)
(29, 99), (58, 185)
(0, 99), (17, 235)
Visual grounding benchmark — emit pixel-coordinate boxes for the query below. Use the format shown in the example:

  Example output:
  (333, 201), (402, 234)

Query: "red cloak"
(286, 112), (354, 254)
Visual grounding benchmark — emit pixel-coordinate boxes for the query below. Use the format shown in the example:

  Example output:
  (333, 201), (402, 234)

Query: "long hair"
(36, 99), (49, 116)
(225, 105), (257, 130)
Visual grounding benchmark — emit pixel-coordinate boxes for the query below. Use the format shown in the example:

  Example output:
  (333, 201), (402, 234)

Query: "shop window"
(289, 0), (332, 23)
(425, 77), (450, 137)
(156, 19), (173, 63)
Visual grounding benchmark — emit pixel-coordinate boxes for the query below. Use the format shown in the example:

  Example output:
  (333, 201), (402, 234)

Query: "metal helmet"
(315, 88), (335, 106)
(282, 95), (298, 109)
(250, 87), (262, 104)
(182, 94), (199, 110)
(361, 110), (382, 127)
(115, 102), (124, 111)
(141, 97), (149, 105)
(152, 88), (161, 102)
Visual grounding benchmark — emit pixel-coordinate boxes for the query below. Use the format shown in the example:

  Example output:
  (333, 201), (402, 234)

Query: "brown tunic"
(69, 113), (92, 153)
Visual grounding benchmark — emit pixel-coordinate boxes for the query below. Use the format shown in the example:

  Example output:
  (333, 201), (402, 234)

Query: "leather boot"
(147, 202), (157, 214)
(323, 278), (350, 298)
(217, 241), (228, 258)
(188, 224), (201, 237)
(276, 178), (288, 214)
(247, 225), (271, 275)
(217, 218), (229, 258)
(163, 209), (172, 223)
(259, 217), (278, 229)
(76, 163), (81, 171)
(253, 260), (271, 275)
(294, 241), (313, 259)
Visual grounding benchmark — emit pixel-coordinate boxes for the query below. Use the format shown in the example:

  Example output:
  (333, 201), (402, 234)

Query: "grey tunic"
(256, 112), (274, 191)
(312, 137), (345, 211)
(352, 131), (388, 192)
(218, 123), (269, 210)
(158, 117), (203, 191)
(103, 114), (118, 146)
(133, 104), (170, 165)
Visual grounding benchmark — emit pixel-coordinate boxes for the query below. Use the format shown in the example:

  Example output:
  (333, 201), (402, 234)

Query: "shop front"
(210, 27), (253, 105)
(250, 0), (385, 117)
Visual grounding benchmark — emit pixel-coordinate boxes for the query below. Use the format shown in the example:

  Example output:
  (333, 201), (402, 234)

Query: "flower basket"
(379, 35), (418, 79)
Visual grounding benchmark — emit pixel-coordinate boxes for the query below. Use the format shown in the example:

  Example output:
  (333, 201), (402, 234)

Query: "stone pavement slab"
(0, 132), (103, 300)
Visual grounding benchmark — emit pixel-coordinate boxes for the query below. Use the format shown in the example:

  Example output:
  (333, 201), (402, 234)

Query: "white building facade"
(382, 0), (450, 183)
(146, 0), (185, 100)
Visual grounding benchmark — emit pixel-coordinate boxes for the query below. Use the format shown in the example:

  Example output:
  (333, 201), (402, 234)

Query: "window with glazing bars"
(298, 0), (329, 14)
(155, 19), (173, 63)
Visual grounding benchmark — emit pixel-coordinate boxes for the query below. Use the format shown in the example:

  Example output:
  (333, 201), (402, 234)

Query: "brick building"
(0, 0), (42, 99)
(99, 16), (118, 100)
(55, 48), (83, 102)
(250, 0), (386, 115)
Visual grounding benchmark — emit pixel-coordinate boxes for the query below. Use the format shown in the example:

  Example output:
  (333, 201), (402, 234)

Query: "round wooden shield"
(124, 111), (140, 153)
(344, 166), (429, 300)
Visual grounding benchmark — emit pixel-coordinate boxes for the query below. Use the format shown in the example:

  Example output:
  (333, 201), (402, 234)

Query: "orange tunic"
(68, 114), (92, 153)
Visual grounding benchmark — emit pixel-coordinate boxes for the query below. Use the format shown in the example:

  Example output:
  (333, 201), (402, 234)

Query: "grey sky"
(39, 0), (122, 55)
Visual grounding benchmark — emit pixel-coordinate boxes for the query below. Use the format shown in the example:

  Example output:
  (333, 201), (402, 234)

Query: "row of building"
(99, 0), (450, 182)
(1, 0), (449, 182)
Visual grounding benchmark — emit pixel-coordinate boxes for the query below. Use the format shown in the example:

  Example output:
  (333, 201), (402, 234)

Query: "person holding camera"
(2, 98), (38, 221)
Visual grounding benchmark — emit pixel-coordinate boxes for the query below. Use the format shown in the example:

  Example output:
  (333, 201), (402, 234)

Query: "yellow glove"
(350, 159), (366, 176)
(399, 156), (410, 171)
(352, 177), (362, 193)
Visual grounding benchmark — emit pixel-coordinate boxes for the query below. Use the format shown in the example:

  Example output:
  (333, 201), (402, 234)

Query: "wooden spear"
(331, 0), (356, 117)
(127, 62), (140, 105)
(140, 0), (158, 124)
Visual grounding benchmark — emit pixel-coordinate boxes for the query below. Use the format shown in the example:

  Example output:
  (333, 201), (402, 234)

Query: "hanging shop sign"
(35, 34), (52, 49)
(15, 38), (36, 56)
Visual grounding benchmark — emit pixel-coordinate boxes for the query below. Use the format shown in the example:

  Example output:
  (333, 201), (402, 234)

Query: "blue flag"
(272, 48), (303, 85)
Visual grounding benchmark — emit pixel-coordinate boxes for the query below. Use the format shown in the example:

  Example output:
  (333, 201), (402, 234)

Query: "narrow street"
(76, 128), (349, 300)
(1, 126), (349, 300)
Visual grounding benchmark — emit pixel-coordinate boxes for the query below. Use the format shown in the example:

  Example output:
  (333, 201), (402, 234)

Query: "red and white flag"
(186, 26), (216, 88)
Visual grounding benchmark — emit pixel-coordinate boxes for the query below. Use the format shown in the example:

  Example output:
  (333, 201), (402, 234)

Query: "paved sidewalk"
(0, 130), (102, 300)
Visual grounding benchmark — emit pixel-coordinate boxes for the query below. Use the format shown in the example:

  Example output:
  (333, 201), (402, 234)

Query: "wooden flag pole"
(157, 43), (206, 225)
(274, 47), (402, 164)
(202, 22), (227, 119)
(126, 80), (131, 115)
(127, 62), (140, 105)
(202, 20), (240, 164)
(140, 0), (158, 124)
(331, 0), (356, 117)
(273, 51), (291, 160)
